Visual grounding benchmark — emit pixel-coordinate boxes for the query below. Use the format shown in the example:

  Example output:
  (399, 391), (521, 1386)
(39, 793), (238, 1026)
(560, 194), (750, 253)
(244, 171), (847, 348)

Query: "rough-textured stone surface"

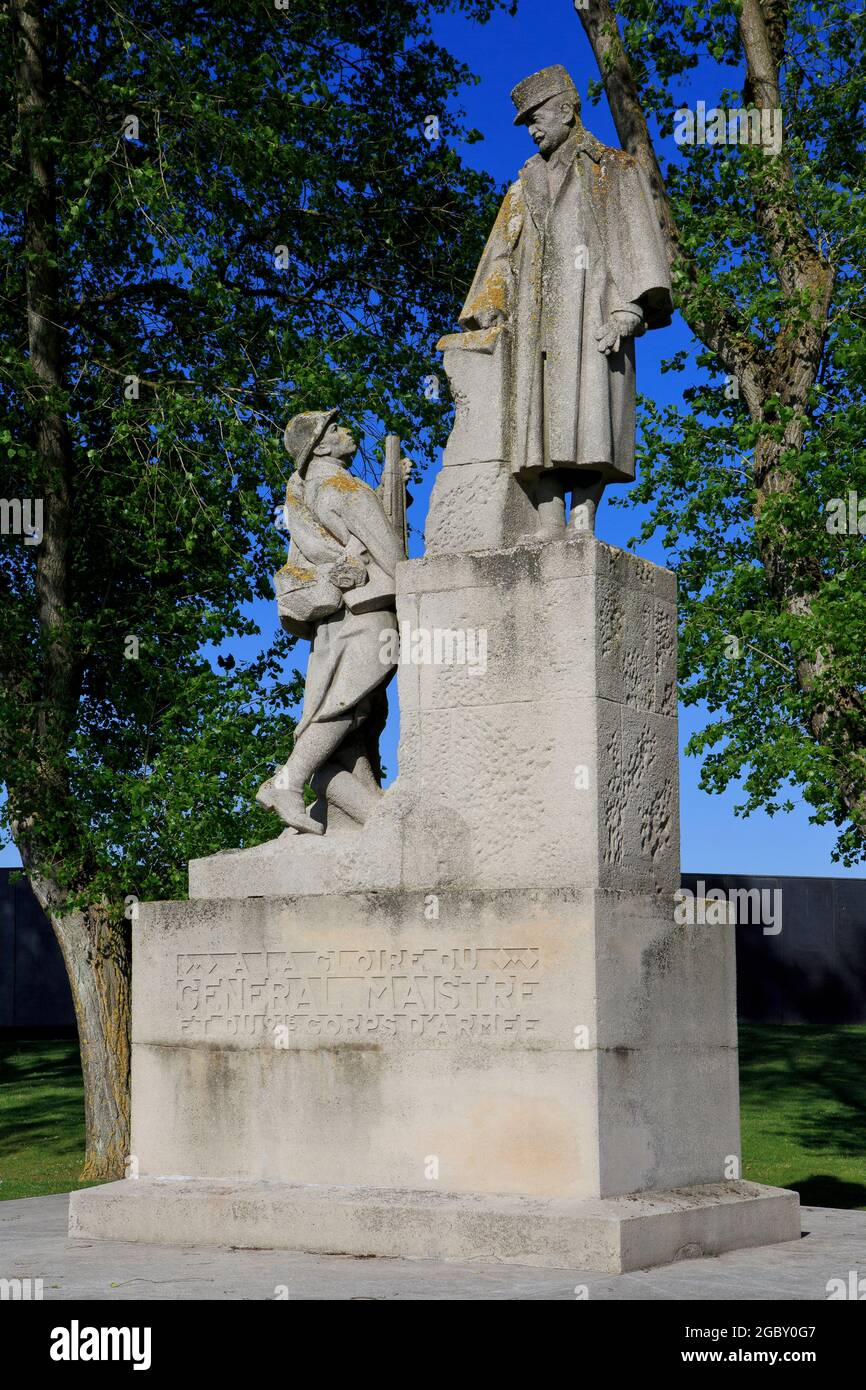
(424, 329), (541, 553)
(123, 888), (739, 1205)
(69, 1178), (799, 1275)
(424, 460), (515, 554)
(436, 328), (509, 468)
(95, 533), (798, 1273)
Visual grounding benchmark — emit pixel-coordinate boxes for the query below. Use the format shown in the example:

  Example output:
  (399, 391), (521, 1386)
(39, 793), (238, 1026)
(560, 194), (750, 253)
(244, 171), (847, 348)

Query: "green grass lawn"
(0, 1041), (100, 1201)
(738, 1024), (866, 1207)
(1, 1027), (865, 1204)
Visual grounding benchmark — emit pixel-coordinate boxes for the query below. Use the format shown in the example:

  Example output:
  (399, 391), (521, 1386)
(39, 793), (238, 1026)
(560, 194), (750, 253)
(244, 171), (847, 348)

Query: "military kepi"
(510, 64), (580, 126)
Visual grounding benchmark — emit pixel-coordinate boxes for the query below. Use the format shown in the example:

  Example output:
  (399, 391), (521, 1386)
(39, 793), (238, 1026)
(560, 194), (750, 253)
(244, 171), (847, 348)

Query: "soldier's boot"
(256, 718), (352, 834)
(313, 762), (382, 828)
(256, 771), (322, 834)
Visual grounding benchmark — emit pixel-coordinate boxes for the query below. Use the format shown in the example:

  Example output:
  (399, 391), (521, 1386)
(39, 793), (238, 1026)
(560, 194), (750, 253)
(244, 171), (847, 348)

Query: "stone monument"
(70, 67), (799, 1272)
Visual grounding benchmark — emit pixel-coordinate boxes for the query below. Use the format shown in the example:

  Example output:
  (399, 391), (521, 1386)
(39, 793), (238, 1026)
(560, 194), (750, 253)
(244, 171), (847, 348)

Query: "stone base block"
(69, 1178), (800, 1274)
(126, 888), (742, 1201)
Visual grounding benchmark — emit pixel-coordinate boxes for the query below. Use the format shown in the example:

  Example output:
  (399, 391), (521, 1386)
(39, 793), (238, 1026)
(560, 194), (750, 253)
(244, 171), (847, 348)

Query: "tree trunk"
(49, 904), (131, 1181)
(12, 0), (131, 1180)
(18, 856), (132, 1180)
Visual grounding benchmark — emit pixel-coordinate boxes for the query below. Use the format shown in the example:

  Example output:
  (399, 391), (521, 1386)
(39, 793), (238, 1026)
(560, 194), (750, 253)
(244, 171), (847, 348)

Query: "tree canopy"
(577, 0), (866, 861)
(1, 0), (502, 905)
(0, 0), (503, 1174)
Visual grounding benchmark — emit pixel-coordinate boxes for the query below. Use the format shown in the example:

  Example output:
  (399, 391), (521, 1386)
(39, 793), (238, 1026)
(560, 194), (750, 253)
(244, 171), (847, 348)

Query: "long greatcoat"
(283, 466), (401, 742)
(459, 128), (672, 482)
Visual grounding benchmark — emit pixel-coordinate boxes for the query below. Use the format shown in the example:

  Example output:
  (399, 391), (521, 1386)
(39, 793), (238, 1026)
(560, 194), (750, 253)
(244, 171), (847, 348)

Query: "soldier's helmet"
(283, 408), (339, 475)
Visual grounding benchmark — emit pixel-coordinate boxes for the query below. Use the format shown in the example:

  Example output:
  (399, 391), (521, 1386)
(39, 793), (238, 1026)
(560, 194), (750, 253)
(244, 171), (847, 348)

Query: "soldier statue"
(257, 411), (407, 835)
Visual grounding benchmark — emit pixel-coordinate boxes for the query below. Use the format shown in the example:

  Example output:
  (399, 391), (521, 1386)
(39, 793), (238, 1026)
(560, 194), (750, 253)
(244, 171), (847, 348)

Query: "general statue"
(458, 64), (673, 535)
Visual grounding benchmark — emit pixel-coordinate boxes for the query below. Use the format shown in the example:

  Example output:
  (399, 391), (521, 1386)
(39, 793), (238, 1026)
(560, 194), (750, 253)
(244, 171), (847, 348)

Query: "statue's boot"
(257, 716), (355, 834)
(532, 473), (567, 538)
(256, 775), (324, 835)
(313, 762), (382, 827)
(569, 476), (606, 535)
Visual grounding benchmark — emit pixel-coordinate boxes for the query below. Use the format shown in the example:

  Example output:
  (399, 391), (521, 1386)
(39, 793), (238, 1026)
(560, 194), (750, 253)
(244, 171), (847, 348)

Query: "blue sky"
(1, 0), (859, 877)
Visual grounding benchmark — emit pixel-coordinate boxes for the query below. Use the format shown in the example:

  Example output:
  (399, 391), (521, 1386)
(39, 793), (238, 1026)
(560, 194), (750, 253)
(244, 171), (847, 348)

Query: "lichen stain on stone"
(466, 270), (509, 322)
(279, 561), (315, 582)
(321, 473), (364, 493)
(494, 182), (523, 245)
(603, 146), (634, 170)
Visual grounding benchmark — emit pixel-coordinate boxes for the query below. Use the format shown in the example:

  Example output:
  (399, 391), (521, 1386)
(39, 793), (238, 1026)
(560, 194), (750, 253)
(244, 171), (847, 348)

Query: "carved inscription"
(177, 947), (541, 1041)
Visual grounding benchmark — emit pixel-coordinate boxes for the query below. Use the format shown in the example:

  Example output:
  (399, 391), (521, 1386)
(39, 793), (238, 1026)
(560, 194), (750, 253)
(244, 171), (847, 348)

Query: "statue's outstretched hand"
(458, 301), (506, 332)
(595, 310), (642, 356)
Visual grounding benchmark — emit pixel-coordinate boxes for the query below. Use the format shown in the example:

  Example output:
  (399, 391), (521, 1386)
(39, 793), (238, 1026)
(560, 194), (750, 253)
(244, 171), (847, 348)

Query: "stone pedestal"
(185, 534), (680, 900)
(425, 326), (538, 553)
(70, 535), (800, 1270)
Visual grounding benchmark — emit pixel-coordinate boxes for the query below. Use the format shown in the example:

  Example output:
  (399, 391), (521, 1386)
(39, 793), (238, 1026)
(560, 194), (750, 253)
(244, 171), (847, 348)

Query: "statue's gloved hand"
(595, 309), (643, 356)
(467, 303), (506, 330)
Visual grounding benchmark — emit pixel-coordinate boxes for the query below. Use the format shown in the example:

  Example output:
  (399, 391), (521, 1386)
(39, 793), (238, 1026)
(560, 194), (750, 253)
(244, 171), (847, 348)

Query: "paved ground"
(1, 1194), (864, 1300)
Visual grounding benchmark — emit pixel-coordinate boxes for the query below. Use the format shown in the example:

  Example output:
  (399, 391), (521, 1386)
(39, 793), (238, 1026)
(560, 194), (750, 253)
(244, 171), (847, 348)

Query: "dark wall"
(682, 873), (866, 1025)
(0, 868), (77, 1036)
